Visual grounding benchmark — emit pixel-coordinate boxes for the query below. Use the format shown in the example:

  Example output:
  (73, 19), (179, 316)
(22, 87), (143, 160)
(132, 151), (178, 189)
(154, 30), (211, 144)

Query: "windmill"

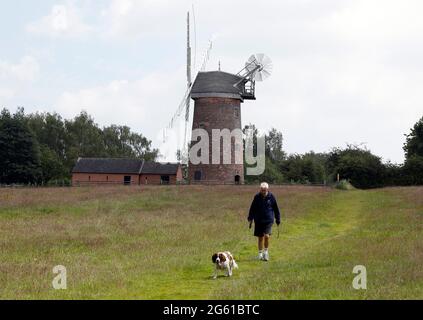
(188, 54), (273, 184)
(161, 12), (273, 184)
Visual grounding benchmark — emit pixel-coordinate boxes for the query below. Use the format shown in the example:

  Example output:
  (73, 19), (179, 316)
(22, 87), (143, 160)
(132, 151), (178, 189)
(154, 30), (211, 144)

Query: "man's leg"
(264, 234), (270, 249)
(258, 236), (264, 260)
(263, 234), (270, 261)
(258, 236), (264, 251)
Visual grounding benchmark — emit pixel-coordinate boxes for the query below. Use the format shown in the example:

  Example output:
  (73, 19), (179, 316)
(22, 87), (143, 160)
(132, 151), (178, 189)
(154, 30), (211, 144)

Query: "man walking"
(248, 182), (281, 261)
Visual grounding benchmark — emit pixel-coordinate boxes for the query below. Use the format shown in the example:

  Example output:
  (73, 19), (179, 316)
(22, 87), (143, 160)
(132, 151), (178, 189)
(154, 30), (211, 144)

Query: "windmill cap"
(190, 71), (245, 100)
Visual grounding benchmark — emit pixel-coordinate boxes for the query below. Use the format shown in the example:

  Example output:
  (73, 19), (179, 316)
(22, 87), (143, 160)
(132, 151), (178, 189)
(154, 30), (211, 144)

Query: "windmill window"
(199, 123), (205, 129)
(234, 108), (239, 118)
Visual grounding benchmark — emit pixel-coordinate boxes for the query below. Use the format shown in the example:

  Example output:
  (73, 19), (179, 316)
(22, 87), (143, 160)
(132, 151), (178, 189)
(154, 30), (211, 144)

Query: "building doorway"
(234, 175), (241, 185)
(161, 175), (170, 185)
(124, 176), (131, 185)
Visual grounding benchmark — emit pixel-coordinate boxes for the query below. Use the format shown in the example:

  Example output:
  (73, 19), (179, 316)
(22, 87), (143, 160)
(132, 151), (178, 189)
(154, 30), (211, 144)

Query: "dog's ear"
(212, 253), (218, 263)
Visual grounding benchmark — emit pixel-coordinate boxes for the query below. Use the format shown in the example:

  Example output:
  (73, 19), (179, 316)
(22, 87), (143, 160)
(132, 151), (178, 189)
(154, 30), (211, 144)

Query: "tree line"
(244, 116), (423, 188)
(1, 106), (422, 189)
(0, 108), (158, 185)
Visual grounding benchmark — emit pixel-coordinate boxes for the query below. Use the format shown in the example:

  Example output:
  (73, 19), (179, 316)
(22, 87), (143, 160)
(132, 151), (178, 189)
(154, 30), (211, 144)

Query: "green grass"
(0, 185), (422, 299)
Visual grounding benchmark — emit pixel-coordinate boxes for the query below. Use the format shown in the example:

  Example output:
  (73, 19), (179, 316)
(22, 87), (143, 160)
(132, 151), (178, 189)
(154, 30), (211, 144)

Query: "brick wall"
(189, 97), (244, 184)
(140, 174), (181, 185)
(73, 172), (182, 186)
(72, 173), (140, 186)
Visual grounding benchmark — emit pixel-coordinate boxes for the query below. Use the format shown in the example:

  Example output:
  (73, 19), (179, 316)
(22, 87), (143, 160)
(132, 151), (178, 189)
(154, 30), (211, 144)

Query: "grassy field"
(0, 185), (422, 299)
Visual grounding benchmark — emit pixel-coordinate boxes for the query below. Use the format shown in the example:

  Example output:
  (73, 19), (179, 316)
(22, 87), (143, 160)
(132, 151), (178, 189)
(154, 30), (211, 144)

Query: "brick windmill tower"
(188, 54), (273, 184)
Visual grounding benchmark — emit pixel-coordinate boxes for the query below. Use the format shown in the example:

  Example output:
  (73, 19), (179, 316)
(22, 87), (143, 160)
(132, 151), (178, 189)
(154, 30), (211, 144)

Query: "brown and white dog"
(211, 251), (238, 279)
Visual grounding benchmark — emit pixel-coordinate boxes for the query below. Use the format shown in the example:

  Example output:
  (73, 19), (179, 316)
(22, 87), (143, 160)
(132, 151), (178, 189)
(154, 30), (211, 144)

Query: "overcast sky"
(1, 0), (422, 164)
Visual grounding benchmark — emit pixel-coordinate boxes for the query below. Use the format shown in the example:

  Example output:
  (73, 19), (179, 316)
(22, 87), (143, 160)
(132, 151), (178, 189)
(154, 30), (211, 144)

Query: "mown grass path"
(139, 188), (365, 299)
(0, 186), (422, 299)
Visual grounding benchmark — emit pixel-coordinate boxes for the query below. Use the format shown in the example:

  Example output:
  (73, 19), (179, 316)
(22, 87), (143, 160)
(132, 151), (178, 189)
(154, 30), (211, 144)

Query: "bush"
(327, 145), (385, 189)
(403, 116), (423, 159)
(334, 179), (355, 190)
(46, 178), (71, 187)
(402, 156), (423, 185)
(280, 152), (327, 184)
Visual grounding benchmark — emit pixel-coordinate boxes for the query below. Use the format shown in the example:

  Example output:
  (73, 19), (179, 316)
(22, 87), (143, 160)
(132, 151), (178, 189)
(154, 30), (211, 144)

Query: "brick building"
(72, 158), (183, 186)
(188, 71), (254, 184)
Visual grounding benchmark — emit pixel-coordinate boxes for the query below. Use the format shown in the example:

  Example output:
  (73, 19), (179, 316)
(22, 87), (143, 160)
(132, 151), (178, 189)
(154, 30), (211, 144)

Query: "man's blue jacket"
(248, 192), (281, 225)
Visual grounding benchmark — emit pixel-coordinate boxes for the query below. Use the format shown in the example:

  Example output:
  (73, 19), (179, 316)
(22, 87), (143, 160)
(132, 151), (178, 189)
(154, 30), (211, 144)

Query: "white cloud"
(0, 56), (40, 82)
(324, 0), (423, 43)
(0, 88), (15, 100)
(201, 0), (423, 163)
(26, 3), (92, 38)
(0, 56), (40, 101)
(7, 0), (423, 163)
(99, 0), (194, 40)
(56, 67), (186, 145)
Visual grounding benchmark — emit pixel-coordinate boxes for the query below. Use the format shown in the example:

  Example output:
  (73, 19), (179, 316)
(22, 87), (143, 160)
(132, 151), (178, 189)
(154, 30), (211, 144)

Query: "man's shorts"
(254, 222), (273, 237)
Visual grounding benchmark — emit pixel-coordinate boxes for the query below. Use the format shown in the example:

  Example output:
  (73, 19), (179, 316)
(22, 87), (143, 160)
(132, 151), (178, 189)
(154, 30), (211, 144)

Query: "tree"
(327, 145), (385, 189)
(402, 155), (423, 185)
(245, 157), (285, 184)
(242, 125), (286, 184)
(39, 145), (67, 184)
(0, 108), (159, 184)
(281, 154), (304, 183)
(383, 161), (405, 186)
(102, 125), (135, 157)
(402, 116), (423, 186)
(26, 112), (68, 183)
(64, 111), (105, 171)
(403, 116), (423, 159)
(265, 128), (285, 162)
(302, 152), (328, 183)
(129, 132), (159, 161)
(243, 123), (259, 156)
(0, 108), (41, 184)
(27, 112), (66, 160)
(280, 152), (327, 184)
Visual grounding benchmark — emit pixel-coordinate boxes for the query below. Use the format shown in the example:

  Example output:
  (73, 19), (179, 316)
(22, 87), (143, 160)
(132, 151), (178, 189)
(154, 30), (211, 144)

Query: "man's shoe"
(263, 251), (269, 261)
(257, 252), (264, 260)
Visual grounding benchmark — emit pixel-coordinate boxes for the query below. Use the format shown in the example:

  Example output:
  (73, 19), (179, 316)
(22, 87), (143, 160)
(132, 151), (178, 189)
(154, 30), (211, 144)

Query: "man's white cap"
(260, 182), (269, 189)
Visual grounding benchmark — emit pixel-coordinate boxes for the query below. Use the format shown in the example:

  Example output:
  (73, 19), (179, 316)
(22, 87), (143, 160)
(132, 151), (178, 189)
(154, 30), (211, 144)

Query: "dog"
(211, 251), (238, 279)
